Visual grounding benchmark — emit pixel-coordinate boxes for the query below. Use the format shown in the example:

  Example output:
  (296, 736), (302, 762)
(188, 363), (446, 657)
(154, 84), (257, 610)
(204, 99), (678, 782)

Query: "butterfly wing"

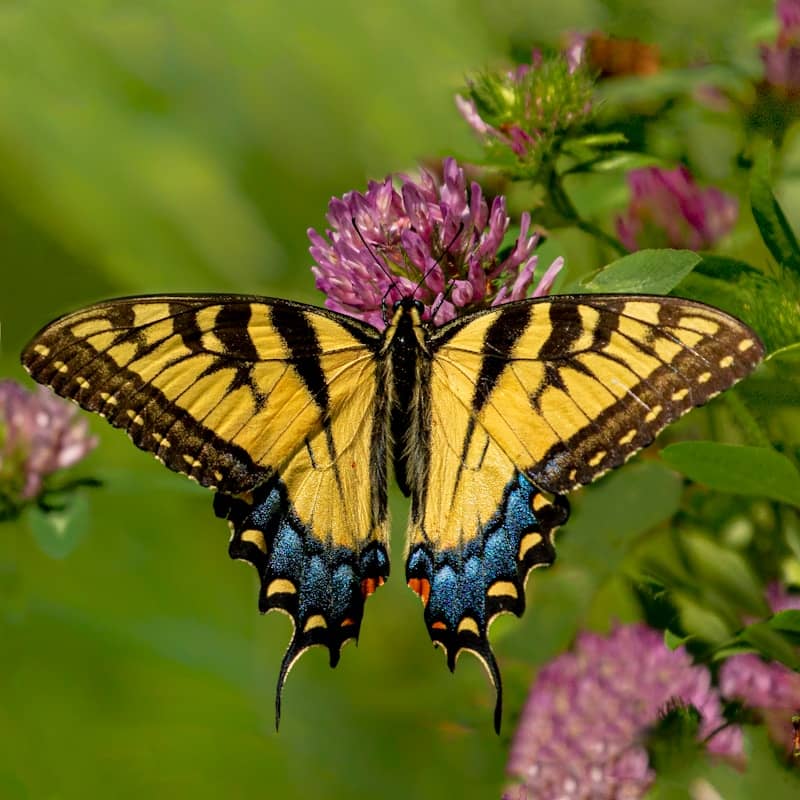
(404, 294), (763, 729)
(21, 295), (390, 723)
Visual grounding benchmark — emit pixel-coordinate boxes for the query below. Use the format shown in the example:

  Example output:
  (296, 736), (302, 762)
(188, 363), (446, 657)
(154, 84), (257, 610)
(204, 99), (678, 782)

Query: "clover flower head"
(456, 49), (594, 177)
(778, 0), (800, 45)
(760, 0), (800, 95)
(504, 624), (742, 800)
(761, 42), (800, 94)
(615, 166), (738, 252)
(0, 379), (97, 506)
(309, 158), (563, 329)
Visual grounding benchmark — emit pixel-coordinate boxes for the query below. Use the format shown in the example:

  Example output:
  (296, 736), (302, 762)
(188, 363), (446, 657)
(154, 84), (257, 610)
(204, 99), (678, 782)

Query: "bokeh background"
(2, 2), (798, 798)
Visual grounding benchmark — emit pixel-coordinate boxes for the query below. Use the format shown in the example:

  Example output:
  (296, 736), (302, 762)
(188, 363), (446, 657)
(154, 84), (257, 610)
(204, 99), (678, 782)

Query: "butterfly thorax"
(381, 298), (431, 500)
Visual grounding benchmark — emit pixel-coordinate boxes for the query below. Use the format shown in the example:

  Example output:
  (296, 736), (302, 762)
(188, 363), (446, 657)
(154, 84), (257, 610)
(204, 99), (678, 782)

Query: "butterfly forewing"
(22, 295), (391, 722)
(431, 294), (764, 493)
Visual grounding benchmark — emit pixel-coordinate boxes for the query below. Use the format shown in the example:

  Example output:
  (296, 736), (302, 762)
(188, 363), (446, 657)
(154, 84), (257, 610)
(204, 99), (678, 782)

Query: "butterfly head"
(393, 297), (425, 316)
(382, 296), (430, 357)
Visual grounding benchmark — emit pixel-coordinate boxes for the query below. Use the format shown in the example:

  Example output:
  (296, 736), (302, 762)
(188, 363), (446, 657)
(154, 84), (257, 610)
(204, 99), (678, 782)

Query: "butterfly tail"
(406, 473), (569, 733)
(442, 624), (504, 734)
(214, 481), (390, 730)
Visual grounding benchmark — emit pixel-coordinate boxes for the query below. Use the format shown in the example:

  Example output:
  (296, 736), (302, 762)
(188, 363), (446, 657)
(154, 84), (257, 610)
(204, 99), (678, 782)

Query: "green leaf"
(24, 492), (90, 559)
(664, 628), (689, 650)
(681, 532), (766, 616)
(582, 249), (701, 294)
(563, 151), (660, 176)
(750, 144), (800, 276)
(766, 341), (800, 364)
(770, 609), (800, 638)
(660, 442), (800, 507)
(571, 132), (629, 149)
(738, 620), (800, 670)
(672, 592), (733, 644)
(711, 643), (761, 662)
(695, 254), (763, 281)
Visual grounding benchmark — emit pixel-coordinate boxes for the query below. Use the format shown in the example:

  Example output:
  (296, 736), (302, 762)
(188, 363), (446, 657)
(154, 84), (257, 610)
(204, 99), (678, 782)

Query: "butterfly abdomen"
(383, 300), (432, 502)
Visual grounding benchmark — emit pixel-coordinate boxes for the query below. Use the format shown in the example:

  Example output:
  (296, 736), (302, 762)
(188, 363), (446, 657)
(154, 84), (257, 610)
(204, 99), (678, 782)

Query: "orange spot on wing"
(341, 617), (356, 627)
(408, 577), (431, 606)
(431, 621), (447, 631)
(360, 576), (384, 599)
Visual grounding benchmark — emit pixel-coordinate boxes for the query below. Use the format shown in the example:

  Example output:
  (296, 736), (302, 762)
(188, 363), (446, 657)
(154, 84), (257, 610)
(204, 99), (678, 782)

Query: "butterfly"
(21, 291), (763, 731)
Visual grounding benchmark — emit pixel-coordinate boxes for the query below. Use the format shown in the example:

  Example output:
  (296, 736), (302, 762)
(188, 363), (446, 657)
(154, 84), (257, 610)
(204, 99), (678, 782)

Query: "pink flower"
(760, 43), (800, 94)
(760, 0), (800, 95)
(309, 158), (563, 329)
(615, 166), (738, 251)
(456, 50), (594, 173)
(0, 379), (97, 506)
(778, 0), (800, 45)
(505, 624), (742, 800)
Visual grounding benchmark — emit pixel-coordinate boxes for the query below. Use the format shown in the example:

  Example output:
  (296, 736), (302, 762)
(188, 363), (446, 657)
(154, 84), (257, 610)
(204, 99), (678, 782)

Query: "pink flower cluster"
(505, 624), (742, 800)
(616, 166), (738, 252)
(455, 49), (593, 167)
(0, 379), (97, 505)
(761, 0), (800, 95)
(309, 158), (563, 329)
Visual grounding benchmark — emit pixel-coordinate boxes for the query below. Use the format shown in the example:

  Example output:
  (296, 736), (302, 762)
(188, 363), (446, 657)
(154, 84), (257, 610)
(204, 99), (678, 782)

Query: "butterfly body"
(21, 292), (764, 730)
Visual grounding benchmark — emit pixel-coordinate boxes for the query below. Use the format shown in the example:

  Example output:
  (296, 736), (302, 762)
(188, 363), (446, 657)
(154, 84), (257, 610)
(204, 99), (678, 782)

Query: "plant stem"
(546, 167), (628, 256)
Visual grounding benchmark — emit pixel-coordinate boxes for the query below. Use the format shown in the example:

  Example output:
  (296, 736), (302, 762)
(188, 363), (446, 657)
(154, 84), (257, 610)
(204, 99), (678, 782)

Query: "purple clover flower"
(456, 50), (593, 174)
(505, 624), (742, 800)
(760, 0), (800, 96)
(760, 44), (800, 95)
(779, 0), (800, 38)
(0, 379), (97, 507)
(309, 158), (563, 329)
(615, 166), (738, 252)
(719, 582), (800, 716)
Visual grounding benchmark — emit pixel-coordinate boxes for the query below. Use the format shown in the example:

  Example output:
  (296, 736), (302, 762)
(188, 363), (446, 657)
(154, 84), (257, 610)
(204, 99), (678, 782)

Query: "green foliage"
(24, 491), (91, 560)
(660, 443), (800, 507)
(750, 144), (800, 277)
(581, 248), (701, 293)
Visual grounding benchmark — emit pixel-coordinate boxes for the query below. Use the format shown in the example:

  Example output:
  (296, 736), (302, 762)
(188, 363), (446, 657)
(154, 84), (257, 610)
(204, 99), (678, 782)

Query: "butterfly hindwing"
(22, 295), (391, 723)
(404, 294), (763, 727)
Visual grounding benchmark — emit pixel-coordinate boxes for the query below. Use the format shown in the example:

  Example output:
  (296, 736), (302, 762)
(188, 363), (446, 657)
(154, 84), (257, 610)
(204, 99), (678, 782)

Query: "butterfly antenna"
(351, 216), (397, 325)
(426, 221), (465, 322)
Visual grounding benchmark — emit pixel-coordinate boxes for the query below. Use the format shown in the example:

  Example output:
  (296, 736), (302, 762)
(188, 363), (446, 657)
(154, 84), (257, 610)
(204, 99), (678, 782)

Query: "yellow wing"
(404, 294), (763, 730)
(22, 295), (390, 724)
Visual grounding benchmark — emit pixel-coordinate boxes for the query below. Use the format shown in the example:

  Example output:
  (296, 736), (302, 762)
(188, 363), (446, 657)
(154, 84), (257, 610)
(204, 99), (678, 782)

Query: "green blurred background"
(1, 2), (796, 799)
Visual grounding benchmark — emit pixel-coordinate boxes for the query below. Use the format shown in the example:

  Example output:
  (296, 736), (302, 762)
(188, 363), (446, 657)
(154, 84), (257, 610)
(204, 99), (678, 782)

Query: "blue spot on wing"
(405, 471), (569, 733)
(216, 478), (389, 729)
